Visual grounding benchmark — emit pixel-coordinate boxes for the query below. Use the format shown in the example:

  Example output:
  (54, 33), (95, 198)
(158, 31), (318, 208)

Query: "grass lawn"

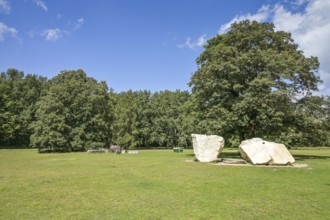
(1, 148), (330, 219)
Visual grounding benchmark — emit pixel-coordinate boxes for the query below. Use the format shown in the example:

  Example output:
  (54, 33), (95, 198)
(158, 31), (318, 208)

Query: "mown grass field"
(1, 148), (330, 219)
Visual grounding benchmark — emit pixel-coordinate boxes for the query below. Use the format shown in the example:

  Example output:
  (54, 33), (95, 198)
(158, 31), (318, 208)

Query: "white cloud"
(218, 0), (330, 95)
(219, 5), (271, 34)
(57, 13), (64, 19)
(196, 35), (207, 47)
(177, 35), (207, 49)
(291, 0), (308, 6)
(272, 5), (304, 31)
(42, 28), (66, 41)
(73, 17), (84, 31)
(33, 0), (48, 12)
(177, 38), (194, 49)
(40, 17), (84, 42)
(273, 0), (330, 95)
(0, 0), (10, 14)
(28, 30), (36, 38)
(0, 22), (18, 42)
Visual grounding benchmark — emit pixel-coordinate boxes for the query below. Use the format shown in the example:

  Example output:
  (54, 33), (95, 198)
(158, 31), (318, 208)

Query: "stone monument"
(239, 138), (295, 165)
(191, 134), (225, 162)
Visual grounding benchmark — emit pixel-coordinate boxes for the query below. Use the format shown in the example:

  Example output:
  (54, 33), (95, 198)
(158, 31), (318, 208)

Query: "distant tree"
(287, 95), (330, 146)
(111, 90), (151, 149)
(112, 90), (151, 149)
(111, 90), (190, 149)
(189, 20), (321, 146)
(0, 73), (15, 146)
(148, 90), (190, 148)
(30, 70), (111, 152)
(0, 69), (47, 147)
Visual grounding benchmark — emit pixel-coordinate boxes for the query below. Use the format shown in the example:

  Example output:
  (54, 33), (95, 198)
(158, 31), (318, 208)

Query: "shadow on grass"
(219, 151), (241, 159)
(292, 154), (330, 161)
(186, 152), (330, 161)
(185, 151), (242, 159)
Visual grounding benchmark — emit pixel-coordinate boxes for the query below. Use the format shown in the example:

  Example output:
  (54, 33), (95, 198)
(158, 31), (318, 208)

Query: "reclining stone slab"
(239, 138), (295, 165)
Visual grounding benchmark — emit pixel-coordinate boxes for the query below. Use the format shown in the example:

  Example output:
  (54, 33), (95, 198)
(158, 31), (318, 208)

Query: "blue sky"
(1, 0), (329, 94)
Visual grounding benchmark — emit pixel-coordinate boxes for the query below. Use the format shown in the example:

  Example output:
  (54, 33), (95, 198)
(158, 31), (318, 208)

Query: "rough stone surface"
(87, 149), (108, 153)
(221, 159), (247, 164)
(239, 138), (295, 165)
(110, 145), (122, 154)
(127, 150), (139, 154)
(191, 134), (225, 162)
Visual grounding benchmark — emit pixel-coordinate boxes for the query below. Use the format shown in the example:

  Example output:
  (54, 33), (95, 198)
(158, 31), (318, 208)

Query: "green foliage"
(30, 70), (112, 152)
(111, 90), (190, 149)
(0, 69), (47, 147)
(111, 90), (151, 149)
(147, 90), (190, 148)
(189, 20), (322, 146)
(284, 95), (330, 147)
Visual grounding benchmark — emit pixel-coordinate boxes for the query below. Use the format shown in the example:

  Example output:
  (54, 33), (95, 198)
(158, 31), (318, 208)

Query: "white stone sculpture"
(110, 145), (122, 154)
(127, 150), (139, 154)
(191, 134), (225, 162)
(239, 138), (295, 165)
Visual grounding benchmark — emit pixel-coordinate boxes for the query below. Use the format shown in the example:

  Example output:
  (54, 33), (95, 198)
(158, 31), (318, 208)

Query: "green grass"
(1, 148), (330, 219)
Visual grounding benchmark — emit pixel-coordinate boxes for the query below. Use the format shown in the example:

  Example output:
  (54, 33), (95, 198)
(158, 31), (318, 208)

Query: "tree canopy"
(0, 69), (47, 147)
(111, 90), (190, 149)
(30, 70), (111, 152)
(189, 20), (322, 146)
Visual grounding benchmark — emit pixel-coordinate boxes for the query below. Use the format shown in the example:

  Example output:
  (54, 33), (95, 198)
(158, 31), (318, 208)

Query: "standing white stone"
(239, 138), (295, 165)
(191, 134), (225, 162)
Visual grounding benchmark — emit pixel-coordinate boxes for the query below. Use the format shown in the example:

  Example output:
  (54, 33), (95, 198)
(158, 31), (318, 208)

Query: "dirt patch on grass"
(212, 162), (308, 168)
(185, 159), (308, 168)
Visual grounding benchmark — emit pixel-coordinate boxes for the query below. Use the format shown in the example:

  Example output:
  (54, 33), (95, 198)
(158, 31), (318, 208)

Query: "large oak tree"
(189, 20), (321, 146)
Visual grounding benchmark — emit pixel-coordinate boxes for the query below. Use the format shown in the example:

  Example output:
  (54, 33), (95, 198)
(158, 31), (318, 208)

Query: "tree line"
(1, 20), (329, 152)
(0, 69), (192, 151)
